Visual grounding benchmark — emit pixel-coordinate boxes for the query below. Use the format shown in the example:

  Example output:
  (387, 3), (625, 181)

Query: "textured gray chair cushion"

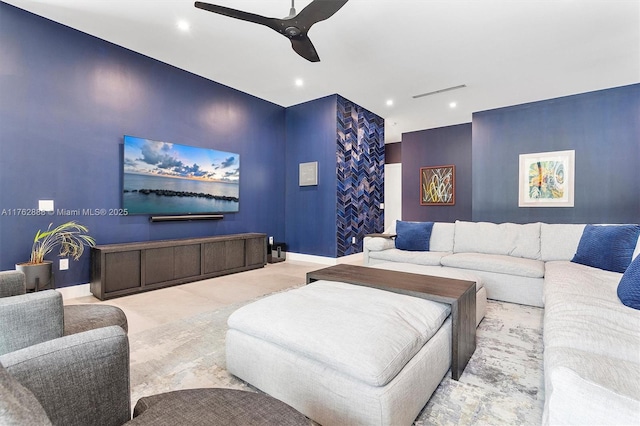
(0, 361), (52, 425)
(0, 290), (64, 355)
(0, 271), (26, 298)
(64, 304), (128, 335)
(129, 388), (311, 426)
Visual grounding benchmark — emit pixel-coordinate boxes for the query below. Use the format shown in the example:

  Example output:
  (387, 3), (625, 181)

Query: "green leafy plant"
(28, 221), (96, 264)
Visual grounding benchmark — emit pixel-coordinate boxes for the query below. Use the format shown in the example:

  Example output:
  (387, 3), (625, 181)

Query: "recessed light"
(449, 102), (457, 108)
(386, 99), (394, 107)
(177, 20), (190, 32)
(295, 78), (304, 87)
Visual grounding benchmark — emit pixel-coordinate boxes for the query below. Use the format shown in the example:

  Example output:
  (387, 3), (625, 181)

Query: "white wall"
(384, 163), (402, 232)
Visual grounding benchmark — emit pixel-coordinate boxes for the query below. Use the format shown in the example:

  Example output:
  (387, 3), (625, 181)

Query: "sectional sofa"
(364, 220), (640, 425)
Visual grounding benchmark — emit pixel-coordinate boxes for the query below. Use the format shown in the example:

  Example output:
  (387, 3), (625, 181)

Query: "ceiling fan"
(194, 0), (349, 62)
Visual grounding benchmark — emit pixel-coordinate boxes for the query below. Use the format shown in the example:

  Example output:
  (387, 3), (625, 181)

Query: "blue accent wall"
(401, 124), (473, 222)
(0, 3), (286, 287)
(284, 95), (338, 257)
(472, 84), (640, 223)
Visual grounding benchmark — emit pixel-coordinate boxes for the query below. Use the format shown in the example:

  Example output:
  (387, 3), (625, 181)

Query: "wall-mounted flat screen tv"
(122, 135), (239, 215)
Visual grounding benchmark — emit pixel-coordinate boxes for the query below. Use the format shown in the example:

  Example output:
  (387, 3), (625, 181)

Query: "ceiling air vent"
(412, 84), (467, 99)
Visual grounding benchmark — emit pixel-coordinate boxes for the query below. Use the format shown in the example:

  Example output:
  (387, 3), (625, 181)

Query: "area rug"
(129, 290), (545, 425)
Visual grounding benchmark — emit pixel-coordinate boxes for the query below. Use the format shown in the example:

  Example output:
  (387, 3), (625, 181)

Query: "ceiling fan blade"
(195, 0), (347, 62)
(194, 2), (277, 29)
(295, 0), (349, 28)
(290, 35), (320, 62)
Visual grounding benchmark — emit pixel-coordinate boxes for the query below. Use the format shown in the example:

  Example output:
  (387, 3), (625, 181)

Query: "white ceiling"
(4, 0), (639, 142)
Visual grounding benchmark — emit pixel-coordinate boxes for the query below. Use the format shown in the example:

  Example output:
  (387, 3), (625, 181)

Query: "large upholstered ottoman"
(226, 280), (453, 426)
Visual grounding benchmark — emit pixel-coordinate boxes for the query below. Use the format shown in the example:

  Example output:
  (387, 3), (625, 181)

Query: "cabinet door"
(105, 251), (141, 292)
(246, 237), (266, 267)
(225, 239), (245, 269)
(174, 244), (201, 279)
(203, 241), (226, 274)
(145, 247), (174, 285)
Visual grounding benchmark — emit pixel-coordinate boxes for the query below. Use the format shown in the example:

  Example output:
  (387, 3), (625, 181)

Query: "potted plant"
(16, 221), (96, 291)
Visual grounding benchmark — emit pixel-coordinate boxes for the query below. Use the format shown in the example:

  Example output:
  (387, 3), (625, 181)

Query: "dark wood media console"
(90, 233), (267, 300)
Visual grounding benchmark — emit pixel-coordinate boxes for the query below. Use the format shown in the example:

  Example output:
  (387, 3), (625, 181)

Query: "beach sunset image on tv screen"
(122, 136), (240, 215)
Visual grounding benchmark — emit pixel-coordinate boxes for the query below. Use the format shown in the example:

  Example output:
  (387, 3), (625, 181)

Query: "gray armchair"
(0, 270), (127, 356)
(1, 331), (310, 425)
(1, 325), (131, 426)
(0, 271), (132, 424)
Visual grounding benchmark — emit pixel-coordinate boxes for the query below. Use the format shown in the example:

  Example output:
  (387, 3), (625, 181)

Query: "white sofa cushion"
(453, 221), (541, 259)
(368, 248), (449, 266)
(543, 260), (640, 424)
(227, 280), (450, 387)
(441, 253), (545, 278)
(543, 261), (640, 362)
(540, 224), (640, 262)
(430, 222), (455, 252)
(540, 223), (586, 261)
(544, 351), (640, 426)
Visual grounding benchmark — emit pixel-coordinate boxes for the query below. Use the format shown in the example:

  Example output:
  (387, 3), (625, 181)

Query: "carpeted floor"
(129, 289), (545, 425)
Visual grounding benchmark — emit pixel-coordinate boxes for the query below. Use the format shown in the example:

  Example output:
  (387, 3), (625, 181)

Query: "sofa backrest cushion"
(0, 271), (26, 298)
(571, 224), (640, 273)
(540, 224), (585, 261)
(0, 362), (52, 425)
(395, 220), (433, 251)
(0, 291), (64, 356)
(430, 222), (455, 252)
(617, 254), (640, 310)
(453, 221), (541, 259)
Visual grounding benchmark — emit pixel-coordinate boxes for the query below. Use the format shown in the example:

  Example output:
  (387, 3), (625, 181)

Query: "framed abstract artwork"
(420, 165), (455, 205)
(518, 150), (575, 207)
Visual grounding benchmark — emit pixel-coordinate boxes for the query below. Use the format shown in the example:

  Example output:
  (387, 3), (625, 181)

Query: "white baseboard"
(286, 252), (364, 265)
(57, 283), (91, 300)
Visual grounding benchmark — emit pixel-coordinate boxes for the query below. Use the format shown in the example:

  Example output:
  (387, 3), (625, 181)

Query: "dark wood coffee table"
(306, 264), (476, 381)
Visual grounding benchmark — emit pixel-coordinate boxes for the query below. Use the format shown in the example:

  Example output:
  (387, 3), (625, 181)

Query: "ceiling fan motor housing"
(284, 25), (302, 37)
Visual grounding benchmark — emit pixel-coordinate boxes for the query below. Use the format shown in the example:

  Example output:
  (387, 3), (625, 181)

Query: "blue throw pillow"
(571, 225), (640, 273)
(618, 254), (640, 310)
(395, 220), (434, 251)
